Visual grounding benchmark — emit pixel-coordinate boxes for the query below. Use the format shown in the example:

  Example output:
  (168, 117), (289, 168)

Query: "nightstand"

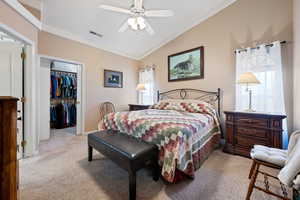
(224, 111), (286, 158)
(128, 104), (150, 111)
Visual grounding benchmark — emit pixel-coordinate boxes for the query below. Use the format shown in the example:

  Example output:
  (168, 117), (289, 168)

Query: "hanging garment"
(50, 103), (77, 129)
(55, 103), (65, 129)
(50, 72), (77, 99)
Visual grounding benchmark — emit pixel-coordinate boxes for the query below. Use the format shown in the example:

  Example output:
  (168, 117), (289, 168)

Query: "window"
(138, 68), (155, 105)
(235, 42), (285, 114)
(235, 41), (288, 148)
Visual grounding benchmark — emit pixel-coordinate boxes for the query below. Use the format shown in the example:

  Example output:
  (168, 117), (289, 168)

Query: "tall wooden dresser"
(0, 97), (18, 200)
(224, 111), (286, 157)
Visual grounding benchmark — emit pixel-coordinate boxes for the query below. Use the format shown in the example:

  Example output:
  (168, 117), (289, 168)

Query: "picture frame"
(168, 46), (204, 82)
(104, 69), (123, 88)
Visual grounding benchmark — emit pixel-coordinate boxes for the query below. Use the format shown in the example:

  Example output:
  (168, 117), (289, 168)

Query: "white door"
(0, 42), (24, 159)
(76, 64), (82, 135)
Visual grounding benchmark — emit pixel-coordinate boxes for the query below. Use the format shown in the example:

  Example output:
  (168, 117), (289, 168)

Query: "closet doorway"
(38, 55), (84, 143)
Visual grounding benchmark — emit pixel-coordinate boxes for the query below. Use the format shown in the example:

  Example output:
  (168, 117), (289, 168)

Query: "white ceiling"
(42, 0), (236, 60)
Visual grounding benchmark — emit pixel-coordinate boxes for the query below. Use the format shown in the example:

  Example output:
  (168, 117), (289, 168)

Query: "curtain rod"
(235, 41), (286, 54)
(140, 66), (156, 71)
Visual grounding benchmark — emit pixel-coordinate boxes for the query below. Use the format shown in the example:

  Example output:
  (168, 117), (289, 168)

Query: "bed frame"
(157, 88), (223, 137)
(157, 88), (221, 114)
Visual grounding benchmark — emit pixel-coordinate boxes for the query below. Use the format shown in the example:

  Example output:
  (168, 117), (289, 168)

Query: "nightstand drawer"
(237, 127), (268, 139)
(235, 135), (268, 148)
(236, 116), (269, 127)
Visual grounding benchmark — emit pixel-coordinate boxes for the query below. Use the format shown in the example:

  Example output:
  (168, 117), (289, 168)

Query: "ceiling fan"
(100, 0), (174, 35)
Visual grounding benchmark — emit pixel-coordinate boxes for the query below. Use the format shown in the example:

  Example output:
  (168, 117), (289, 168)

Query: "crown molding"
(3, 0), (42, 29)
(19, 0), (42, 10)
(42, 24), (139, 60)
(139, 0), (237, 59)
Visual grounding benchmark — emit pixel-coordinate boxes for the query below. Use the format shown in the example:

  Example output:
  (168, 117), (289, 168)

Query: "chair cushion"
(250, 145), (287, 167)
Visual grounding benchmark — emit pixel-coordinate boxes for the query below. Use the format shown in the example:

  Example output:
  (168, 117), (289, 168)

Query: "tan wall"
(21, 3), (41, 20)
(141, 0), (293, 123)
(38, 31), (139, 132)
(0, 1), (38, 42)
(294, 0), (300, 130)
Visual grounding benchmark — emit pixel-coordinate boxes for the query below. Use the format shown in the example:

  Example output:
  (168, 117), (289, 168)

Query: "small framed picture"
(104, 70), (123, 88)
(168, 46), (204, 82)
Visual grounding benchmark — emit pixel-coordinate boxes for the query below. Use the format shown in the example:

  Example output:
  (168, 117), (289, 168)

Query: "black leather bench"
(88, 130), (160, 200)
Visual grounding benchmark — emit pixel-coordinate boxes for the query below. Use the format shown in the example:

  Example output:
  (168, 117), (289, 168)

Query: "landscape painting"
(104, 70), (123, 88)
(168, 47), (204, 82)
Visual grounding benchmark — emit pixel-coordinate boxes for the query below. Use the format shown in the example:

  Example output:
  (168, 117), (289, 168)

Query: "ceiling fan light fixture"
(128, 17), (138, 30)
(137, 17), (146, 30)
(100, 0), (173, 35)
(127, 17), (146, 31)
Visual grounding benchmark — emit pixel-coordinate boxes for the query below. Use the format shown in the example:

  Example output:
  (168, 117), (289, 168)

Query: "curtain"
(138, 68), (155, 105)
(235, 41), (288, 148)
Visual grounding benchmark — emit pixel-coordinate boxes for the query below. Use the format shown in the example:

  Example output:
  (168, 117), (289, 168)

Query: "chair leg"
(129, 171), (136, 200)
(88, 145), (93, 162)
(248, 160), (257, 179)
(152, 161), (160, 181)
(246, 163), (260, 200)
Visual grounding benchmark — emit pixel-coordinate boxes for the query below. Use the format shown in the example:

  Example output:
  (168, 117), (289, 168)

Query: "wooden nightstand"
(128, 104), (150, 111)
(224, 111), (286, 158)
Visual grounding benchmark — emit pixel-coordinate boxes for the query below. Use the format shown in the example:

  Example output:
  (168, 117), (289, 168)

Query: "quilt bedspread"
(99, 108), (220, 183)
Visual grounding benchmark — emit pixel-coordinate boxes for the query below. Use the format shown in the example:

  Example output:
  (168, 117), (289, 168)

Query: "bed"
(99, 88), (222, 183)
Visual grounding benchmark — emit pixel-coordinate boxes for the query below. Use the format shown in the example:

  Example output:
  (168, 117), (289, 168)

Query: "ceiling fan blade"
(134, 0), (143, 9)
(144, 10), (174, 17)
(118, 20), (129, 33)
(100, 5), (132, 15)
(144, 19), (155, 35)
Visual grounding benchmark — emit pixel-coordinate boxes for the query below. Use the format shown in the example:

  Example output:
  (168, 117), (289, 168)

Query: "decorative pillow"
(150, 100), (220, 126)
(159, 99), (217, 109)
(150, 100), (216, 115)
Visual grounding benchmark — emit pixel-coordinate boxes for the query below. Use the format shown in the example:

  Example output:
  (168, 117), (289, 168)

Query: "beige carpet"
(20, 132), (291, 200)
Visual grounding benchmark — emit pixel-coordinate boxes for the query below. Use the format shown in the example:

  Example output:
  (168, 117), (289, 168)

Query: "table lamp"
(136, 83), (146, 104)
(237, 72), (260, 112)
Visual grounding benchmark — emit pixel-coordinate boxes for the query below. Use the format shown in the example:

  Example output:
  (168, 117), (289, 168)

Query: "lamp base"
(244, 108), (256, 112)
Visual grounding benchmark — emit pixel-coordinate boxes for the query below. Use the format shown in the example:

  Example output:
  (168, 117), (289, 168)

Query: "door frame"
(37, 54), (86, 139)
(0, 23), (37, 157)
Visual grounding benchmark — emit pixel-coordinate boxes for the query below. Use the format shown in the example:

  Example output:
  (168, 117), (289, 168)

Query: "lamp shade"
(136, 83), (146, 91)
(237, 72), (260, 85)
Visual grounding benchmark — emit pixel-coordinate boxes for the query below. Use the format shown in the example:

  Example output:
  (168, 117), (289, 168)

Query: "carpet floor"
(20, 132), (291, 200)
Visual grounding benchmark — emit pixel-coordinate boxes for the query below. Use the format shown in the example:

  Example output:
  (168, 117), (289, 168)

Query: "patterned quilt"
(99, 101), (221, 183)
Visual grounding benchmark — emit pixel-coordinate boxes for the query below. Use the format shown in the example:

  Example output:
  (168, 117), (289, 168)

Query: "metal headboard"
(157, 88), (221, 117)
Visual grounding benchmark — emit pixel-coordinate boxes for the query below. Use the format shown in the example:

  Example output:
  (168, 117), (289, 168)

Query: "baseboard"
(84, 130), (98, 135)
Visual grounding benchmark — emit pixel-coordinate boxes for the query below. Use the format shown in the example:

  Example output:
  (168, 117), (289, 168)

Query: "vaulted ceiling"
(41, 0), (236, 60)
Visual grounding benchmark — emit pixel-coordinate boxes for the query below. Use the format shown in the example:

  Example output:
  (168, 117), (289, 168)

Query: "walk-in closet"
(50, 64), (77, 132)
(39, 57), (83, 143)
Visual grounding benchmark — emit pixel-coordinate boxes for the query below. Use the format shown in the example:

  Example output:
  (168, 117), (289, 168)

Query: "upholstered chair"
(246, 131), (300, 200)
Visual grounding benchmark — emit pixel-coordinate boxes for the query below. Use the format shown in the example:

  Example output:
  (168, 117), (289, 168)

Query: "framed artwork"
(168, 46), (204, 82)
(104, 70), (123, 88)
